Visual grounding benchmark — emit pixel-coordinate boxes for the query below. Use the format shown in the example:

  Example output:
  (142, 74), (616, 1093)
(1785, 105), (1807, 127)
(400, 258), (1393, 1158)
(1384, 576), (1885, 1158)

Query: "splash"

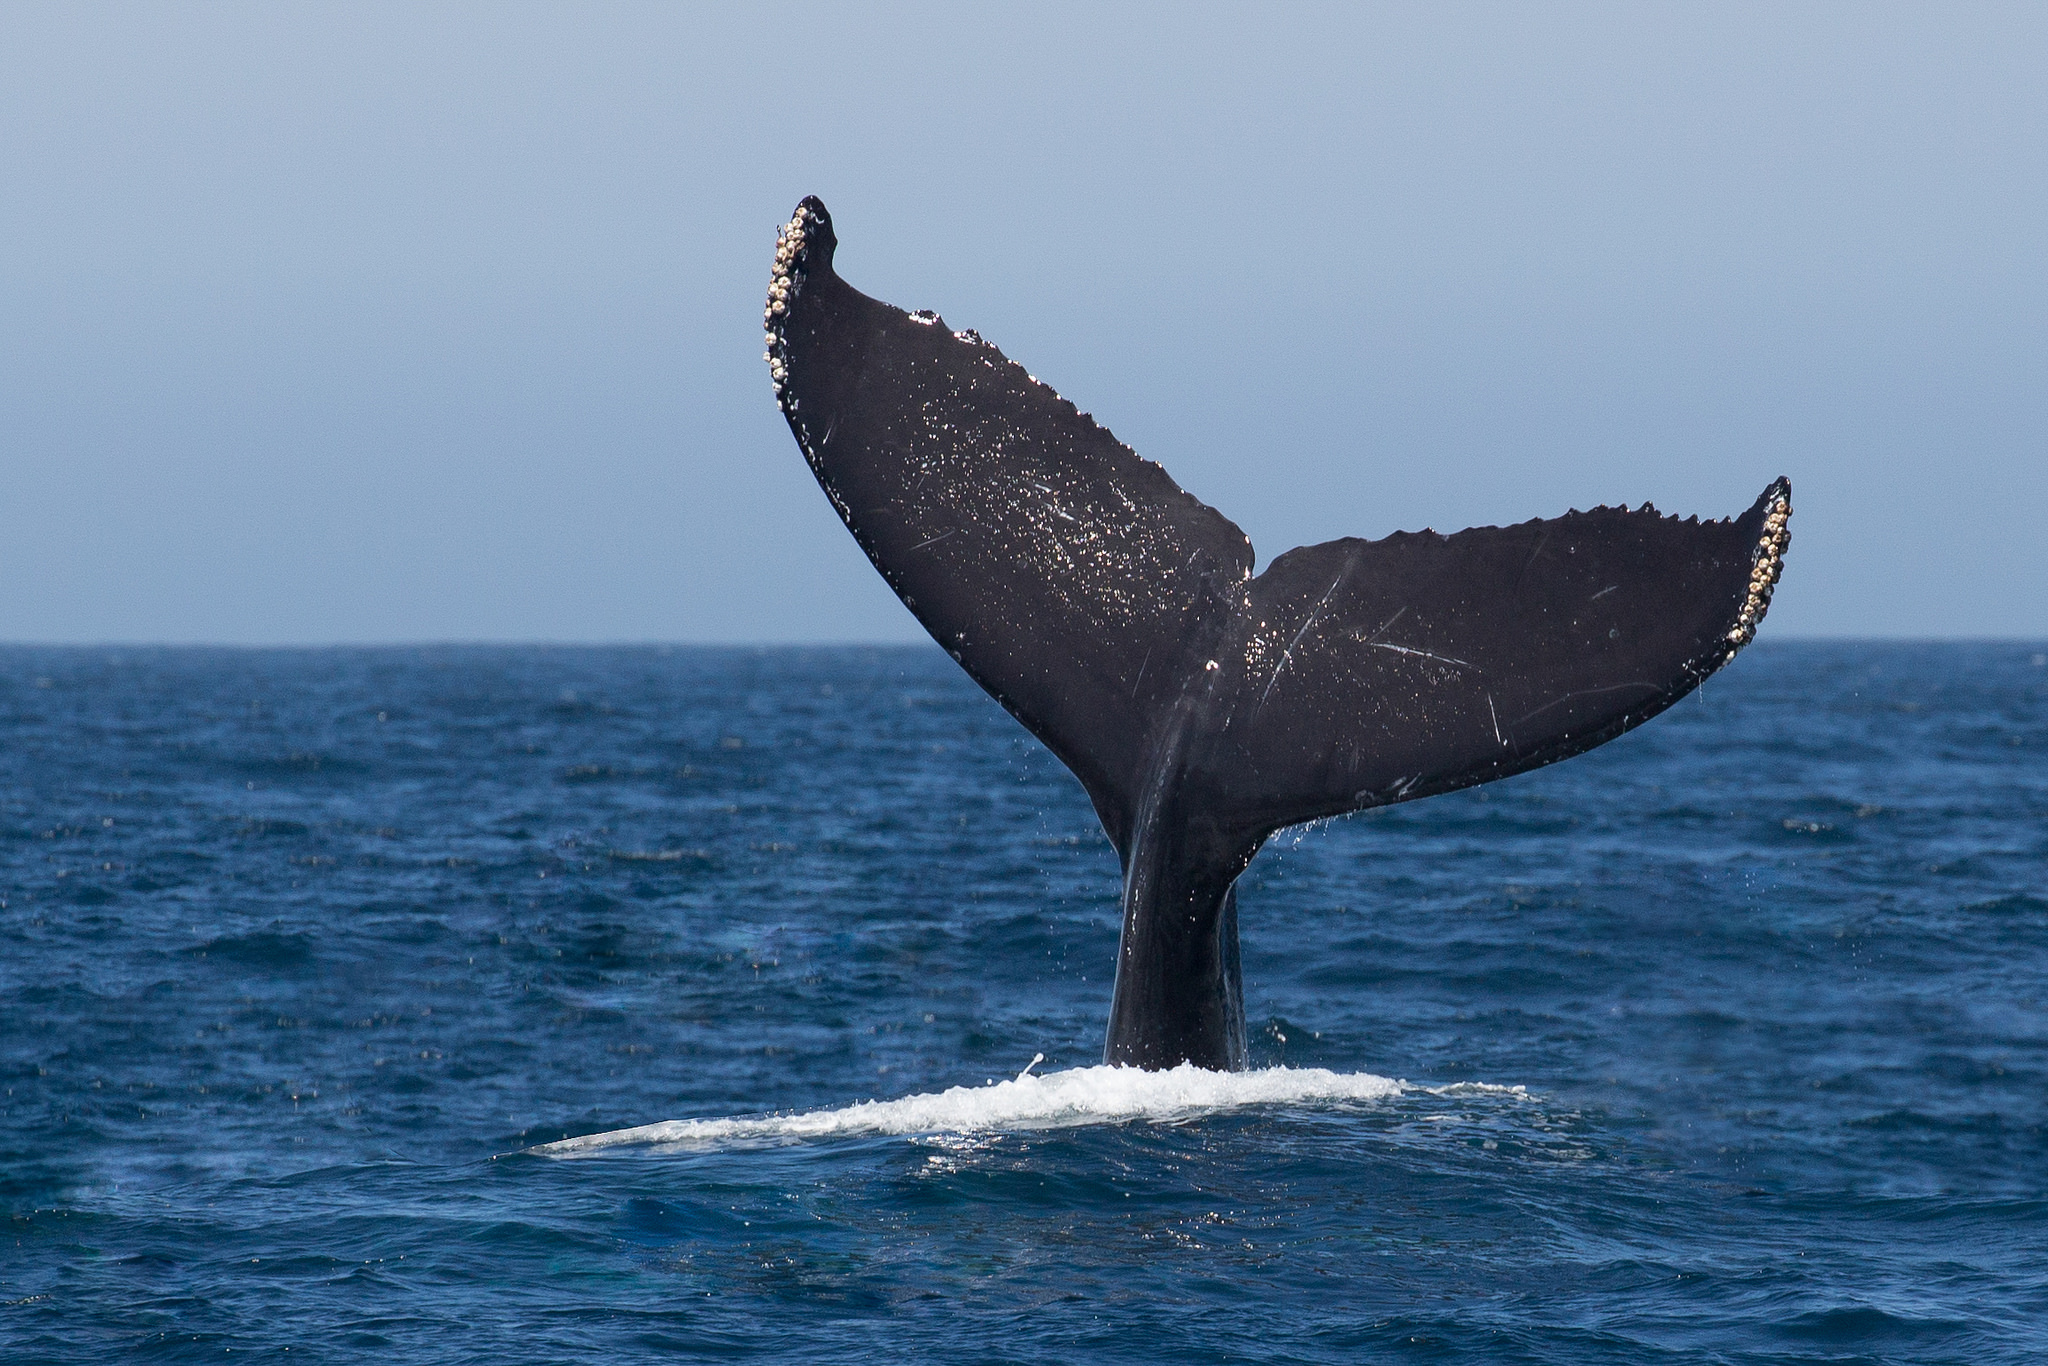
(532, 1063), (1409, 1156)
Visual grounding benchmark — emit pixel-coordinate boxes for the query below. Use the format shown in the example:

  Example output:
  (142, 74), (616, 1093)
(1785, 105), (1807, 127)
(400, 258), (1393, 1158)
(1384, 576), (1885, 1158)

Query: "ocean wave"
(532, 1063), (1411, 1155)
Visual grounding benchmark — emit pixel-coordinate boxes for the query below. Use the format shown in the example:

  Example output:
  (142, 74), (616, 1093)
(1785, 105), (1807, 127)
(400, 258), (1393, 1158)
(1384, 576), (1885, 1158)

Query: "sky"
(2, 3), (2042, 643)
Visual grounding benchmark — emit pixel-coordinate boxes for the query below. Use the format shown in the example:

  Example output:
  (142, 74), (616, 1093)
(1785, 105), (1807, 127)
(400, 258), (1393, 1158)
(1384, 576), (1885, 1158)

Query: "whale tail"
(765, 197), (1790, 1069)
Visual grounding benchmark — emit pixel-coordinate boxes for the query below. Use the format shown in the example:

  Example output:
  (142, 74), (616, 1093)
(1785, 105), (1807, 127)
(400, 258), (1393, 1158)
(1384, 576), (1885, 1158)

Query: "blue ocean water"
(2, 642), (2044, 1363)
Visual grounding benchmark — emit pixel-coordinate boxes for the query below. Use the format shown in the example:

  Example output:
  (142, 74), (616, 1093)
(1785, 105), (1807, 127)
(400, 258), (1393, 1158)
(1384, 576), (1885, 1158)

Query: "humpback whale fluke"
(764, 196), (1791, 1072)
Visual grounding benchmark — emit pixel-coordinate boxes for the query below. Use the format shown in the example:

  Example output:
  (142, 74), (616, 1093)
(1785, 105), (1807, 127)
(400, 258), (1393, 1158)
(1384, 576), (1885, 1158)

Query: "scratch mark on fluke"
(766, 197), (1792, 1073)
(1366, 642), (1478, 670)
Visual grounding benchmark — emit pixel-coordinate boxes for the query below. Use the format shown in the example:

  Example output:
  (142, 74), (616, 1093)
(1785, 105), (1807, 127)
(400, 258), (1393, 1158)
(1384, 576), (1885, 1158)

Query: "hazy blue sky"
(3, 3), (2042, 642)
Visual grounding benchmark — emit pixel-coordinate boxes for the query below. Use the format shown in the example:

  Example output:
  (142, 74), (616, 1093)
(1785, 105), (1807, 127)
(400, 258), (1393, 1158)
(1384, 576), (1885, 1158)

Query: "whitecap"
(532, 1062), (1410, 1156)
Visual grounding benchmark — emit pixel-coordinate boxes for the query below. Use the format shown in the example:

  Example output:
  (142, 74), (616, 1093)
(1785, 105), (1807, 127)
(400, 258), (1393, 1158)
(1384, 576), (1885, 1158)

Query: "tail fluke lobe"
(768, 197), (1253, 853)
(1194, 480), (1792, 841)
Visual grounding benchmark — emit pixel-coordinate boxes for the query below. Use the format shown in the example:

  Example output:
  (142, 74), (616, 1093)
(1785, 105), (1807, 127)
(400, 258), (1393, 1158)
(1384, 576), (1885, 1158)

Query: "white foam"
(532, 1063), (1409, 1156)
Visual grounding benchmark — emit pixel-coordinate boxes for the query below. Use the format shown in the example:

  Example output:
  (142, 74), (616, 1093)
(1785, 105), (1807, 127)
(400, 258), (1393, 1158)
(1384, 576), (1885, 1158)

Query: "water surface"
(2, 643), (2044, 1362)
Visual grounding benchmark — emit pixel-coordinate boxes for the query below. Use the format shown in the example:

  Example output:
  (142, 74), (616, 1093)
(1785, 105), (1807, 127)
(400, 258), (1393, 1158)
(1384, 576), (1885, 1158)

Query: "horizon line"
(2, 635), (2045, 651)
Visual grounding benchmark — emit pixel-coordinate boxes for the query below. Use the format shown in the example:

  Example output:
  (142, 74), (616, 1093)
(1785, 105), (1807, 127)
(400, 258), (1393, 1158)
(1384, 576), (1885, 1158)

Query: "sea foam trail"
(533, 1064), (1413, 1156)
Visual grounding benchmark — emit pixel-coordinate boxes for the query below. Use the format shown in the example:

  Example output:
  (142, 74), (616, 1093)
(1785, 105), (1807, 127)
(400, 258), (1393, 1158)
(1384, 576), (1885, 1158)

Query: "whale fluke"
(765, 196), (1791, 1071)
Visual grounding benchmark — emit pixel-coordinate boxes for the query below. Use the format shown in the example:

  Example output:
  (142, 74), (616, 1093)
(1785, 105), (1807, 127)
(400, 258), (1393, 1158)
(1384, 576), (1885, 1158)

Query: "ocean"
(2, 642), (2044, 1363)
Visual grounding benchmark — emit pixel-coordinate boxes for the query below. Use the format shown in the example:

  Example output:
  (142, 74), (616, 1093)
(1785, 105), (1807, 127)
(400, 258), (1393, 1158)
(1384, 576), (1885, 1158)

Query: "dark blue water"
(3, 643), (2045, 1363)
